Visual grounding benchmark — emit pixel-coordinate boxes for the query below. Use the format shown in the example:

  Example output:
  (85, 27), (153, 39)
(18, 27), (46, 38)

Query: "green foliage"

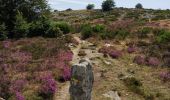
(123, 77), (144, 95)
(156, 30), (170, 43)
(102, 0), (115, 11)
(0, 0), (50, 33)
(86, 4), (95, 10)
(13, 11), (30, 38)
(115, 29), (130, 39)
(93, 24), (105, 33)
(55, 22), (71, 34)
(0, 23), (7, 40)
(81, 24), (93, 39)
(135, 3), (143, 9)
(28, 16), (51, 37)
(138, 27), (152, 38)
(44, 23), (63, 38)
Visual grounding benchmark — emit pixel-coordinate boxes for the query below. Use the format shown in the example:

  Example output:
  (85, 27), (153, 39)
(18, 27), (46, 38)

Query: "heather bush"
(81, 24), (93, 39)
(134, 55), (146, 65)
(39, 74), (57, 99)
(109, 50), (122, 59)
(160, 71), (170, 82)
(15, 92), (25, 100)
(127, 46), (136, 53)
(62, 67), (71, 81)
(146, 57), (160, 66)
(21, 43), (45, 60)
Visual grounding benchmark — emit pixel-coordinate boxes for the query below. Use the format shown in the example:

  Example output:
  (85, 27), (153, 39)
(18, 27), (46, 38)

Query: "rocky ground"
(55, 33), (170, 100)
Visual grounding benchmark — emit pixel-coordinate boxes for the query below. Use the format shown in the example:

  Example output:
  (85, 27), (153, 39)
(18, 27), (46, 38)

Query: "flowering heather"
(160, 71), (170, 82)
(10, 79), (27, 93)
(98, 46), (112, 54)
(127, 46), (136, 53)
(57, 50), (73, 62)
(134, 55), (146, 65)
(109, 50), (122, 59)
(15, 92), (25, 100)
(62, 66), (71, 81)
(99, 46), (122, 59)
(2, 40), (11, 48)
(40, 74), (57, 94)
(146, 57), (160, 66)
(11, 51), (32, 63)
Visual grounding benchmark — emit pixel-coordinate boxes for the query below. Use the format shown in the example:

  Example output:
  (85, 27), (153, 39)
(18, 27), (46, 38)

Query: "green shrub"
(157, 31), (170, 43)
(93, 24), (105, 33)
(102, 0), (115, 11)
(28, 16), (50, 37)
(0, 23), (7, 40)
(123, 77), (143, 95)
(13, 11), (30, 39)
(138, 27), (152, 38)
(115, 29), (130, 39)
(55, 22), (71, 34)
(81, 24), (93, 39)
(100, 31), (116, 39)
(44, 23), (63, 38)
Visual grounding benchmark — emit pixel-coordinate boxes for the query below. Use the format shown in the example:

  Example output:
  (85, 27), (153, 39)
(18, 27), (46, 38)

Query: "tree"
(86, 4), (95, 10)
(0, 0), (50, 33)
(135, 3), (143, 9)
(102, 0), (115, 11)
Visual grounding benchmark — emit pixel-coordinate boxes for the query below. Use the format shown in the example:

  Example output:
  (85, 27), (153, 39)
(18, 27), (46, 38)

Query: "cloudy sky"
(48, 0), (170, 10)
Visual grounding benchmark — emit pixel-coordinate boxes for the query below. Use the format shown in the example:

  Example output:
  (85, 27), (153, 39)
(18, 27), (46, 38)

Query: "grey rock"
(103, 91), (121, 100)
(69, 59), (94, 100)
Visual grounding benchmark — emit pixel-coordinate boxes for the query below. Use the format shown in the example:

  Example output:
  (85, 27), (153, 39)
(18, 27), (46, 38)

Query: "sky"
(48, 0), (170, 11)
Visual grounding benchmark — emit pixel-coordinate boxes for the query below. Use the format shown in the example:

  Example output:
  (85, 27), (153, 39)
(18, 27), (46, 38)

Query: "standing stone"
(69, 59), (94, 100)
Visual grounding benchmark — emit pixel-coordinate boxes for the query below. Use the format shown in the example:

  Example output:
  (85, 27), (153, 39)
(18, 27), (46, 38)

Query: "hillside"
(0, 8), (170, 100)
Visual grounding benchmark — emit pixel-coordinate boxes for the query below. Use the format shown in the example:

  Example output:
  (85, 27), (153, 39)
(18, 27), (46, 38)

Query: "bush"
(102, 0), (115, 11)
(86, 4), (95, 10)
(0, 23), (7, 40)
(55, 22), (71, 34)
(156, 30), (170, 43)
(93, 24), (105, 33)
(135, 3), (143, 9)
(115, 29), (130, 39)
(28, 16), (50, 37)
(123, 77), (144, 95)
(81, 24), (93, 39)
(138, 27), (152, 38)
(44, 23), (63, 38)
(13, 11), (30, 39)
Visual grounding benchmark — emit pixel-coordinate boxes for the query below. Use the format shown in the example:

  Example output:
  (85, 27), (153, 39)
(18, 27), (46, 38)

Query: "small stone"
(103, 91), (121, 100)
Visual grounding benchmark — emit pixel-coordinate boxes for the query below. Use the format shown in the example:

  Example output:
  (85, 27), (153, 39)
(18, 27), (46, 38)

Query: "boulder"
(69, 59), (94, 100)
